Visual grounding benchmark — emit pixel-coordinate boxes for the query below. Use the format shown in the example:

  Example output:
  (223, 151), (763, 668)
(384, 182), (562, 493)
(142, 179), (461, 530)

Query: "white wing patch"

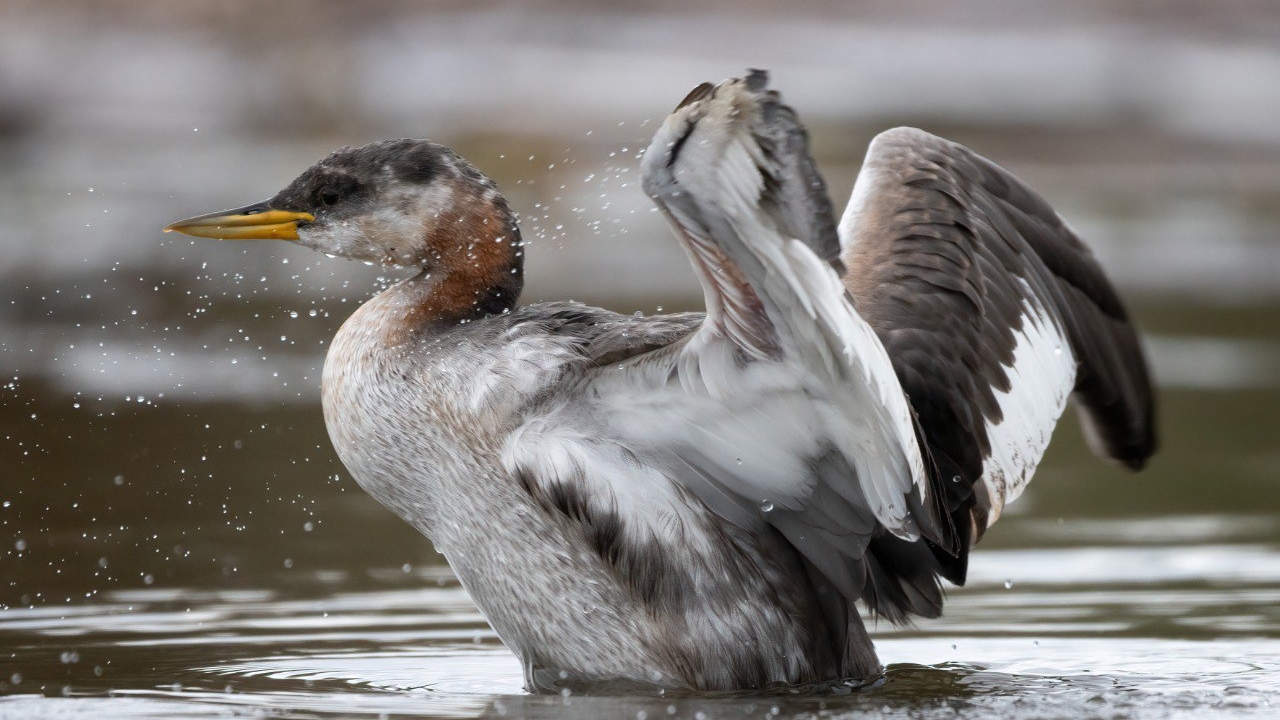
(979, 295), (1077, 524)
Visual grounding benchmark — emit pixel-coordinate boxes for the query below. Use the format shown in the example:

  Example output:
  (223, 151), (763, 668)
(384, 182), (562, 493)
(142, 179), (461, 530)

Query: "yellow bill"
(164, 204), (314, 240)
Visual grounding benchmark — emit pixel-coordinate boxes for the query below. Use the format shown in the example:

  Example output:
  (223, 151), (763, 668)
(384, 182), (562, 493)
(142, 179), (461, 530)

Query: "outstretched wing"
(504, 74), (1154, 643)
(636, 72), (965, 622)
(840, 127), (1157, 585)
(508, 73), (952, 645)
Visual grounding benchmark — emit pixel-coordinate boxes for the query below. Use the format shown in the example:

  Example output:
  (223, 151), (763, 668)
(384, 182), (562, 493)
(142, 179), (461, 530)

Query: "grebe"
(166, 71), (1155, 693)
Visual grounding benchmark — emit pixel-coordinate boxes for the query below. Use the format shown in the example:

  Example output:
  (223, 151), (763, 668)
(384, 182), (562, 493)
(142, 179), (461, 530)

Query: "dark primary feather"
(743, 71), (844, 273)
(841, 127), (1157, 605)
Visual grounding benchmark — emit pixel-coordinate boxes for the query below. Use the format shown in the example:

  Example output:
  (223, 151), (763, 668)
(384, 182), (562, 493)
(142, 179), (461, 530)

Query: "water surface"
(2, 522), (1278, 719)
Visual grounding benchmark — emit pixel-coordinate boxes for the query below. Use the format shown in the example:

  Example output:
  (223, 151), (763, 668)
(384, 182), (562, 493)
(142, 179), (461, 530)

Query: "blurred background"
(1, 1), (1278, 717)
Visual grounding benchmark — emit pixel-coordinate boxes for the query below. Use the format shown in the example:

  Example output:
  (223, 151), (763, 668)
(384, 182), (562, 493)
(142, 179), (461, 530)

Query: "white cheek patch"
(300, 220), (371, 260)
(368, 183), (457, 264)
(298, 183), (457, 266)
(362, 207), (428, 264)
(412, 180), (458, 220)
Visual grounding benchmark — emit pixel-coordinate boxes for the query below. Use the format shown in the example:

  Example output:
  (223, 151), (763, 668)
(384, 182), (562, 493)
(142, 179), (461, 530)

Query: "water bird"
(165, 71), (1155, 693)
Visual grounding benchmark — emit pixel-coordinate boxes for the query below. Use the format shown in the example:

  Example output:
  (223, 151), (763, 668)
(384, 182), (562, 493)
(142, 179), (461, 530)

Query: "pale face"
(291, 171), (459, 267)
(165, 139), (483, 269)
(274, 140), (465, 268)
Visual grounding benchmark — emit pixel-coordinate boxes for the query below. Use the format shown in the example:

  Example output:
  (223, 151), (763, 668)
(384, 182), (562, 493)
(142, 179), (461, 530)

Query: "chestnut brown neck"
(410, 193), (524, 327)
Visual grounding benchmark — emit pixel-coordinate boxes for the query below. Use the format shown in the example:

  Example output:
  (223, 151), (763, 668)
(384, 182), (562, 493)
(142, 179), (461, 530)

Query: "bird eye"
(319, 187), (340, 206)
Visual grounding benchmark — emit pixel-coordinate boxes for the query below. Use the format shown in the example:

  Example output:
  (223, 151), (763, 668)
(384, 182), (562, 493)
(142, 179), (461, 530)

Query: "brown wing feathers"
(842, 129), (1156, 608)
(968, 146), (1156, 469)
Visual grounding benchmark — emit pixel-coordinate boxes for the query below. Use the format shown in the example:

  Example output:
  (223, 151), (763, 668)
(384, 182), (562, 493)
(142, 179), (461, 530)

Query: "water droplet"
(1004, 579), (1014, 589)
(760, 500), (774, 513)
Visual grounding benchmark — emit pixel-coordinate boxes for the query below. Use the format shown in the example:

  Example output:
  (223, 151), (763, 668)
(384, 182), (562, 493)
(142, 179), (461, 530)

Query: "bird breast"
(321, 280), (473, 535)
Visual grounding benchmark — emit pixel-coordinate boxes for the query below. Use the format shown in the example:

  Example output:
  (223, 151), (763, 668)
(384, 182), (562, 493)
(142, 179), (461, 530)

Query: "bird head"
(165, 139), (523, 273)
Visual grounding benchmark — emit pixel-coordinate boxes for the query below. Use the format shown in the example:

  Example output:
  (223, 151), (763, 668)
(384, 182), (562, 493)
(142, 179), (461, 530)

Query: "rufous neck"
(411, 198), (524, 326)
